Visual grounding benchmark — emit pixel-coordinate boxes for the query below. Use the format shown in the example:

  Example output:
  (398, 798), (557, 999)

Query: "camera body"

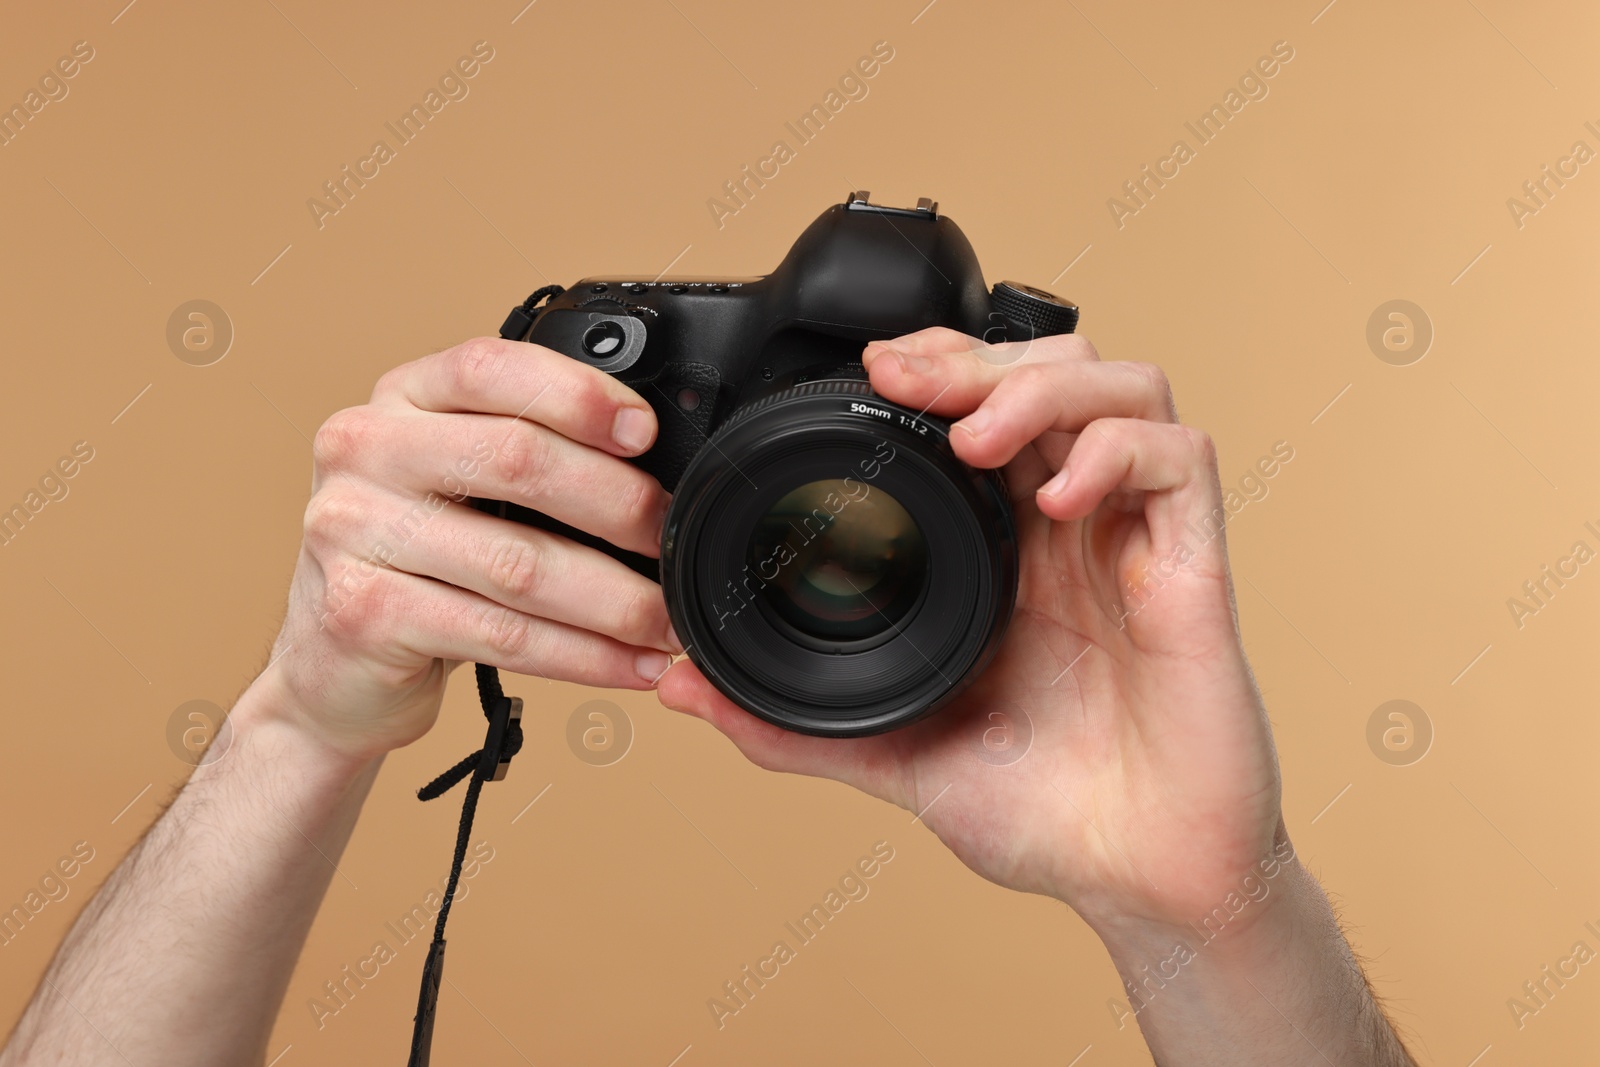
(487, 193), (1079, 735)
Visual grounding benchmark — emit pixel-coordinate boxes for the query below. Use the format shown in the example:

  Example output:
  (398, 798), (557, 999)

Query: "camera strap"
(406, 664), (523, 1067)
(405, 284), (564, 1066)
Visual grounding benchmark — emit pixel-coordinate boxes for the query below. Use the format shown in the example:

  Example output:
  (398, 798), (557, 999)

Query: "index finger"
(859, 329), (1124, 426)
(866, 324), (1101, 366)
(372, 336), (659, 458)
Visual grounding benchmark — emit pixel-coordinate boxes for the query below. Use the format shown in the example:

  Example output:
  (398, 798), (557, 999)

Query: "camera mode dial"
(990, 280), (1079, 339)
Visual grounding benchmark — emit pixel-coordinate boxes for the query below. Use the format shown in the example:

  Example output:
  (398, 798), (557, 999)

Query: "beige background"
(2, 0), (1597, 1063)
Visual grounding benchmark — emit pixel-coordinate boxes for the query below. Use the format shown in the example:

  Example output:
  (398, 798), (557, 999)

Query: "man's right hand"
(261, 336), (680, 761)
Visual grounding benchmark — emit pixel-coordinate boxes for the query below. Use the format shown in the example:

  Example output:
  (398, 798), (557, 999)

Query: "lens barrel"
(661, 378), (1018, 737)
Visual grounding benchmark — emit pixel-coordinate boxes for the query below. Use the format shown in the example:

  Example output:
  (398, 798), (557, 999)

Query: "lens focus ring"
(660, 378), (1018, 737)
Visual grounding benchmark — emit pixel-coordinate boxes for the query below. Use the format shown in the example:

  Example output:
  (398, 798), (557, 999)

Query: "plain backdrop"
(1, 0), (1597, 1063)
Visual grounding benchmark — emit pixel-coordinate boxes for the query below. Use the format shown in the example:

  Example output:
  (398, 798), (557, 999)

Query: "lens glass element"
(747, 479), (927, 642)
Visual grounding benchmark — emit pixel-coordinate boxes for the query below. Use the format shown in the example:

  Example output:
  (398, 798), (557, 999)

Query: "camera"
(481, 192), (1079, 736)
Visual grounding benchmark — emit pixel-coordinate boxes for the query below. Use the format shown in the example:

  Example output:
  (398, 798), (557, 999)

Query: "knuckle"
(616, 471), (664, 548)
(922, 325), (969, 348)
(480, 603), (535, 661)
(899, 325), (977, 359)
(371, 357), (420, 402)
(370, 367), (400, 400)
(1008, 362), (1051, 391)
(617, 584), (658, 643)
(302, 489), (366, 554)
(319, 569), (393, 645)
(1126, 361), (1171, 396)
(557, 388), (616, 445)
(312, 406), (373, 471)
(495, 421), (557, 488)
(487, 533), (547, 605)
(1084, 418), (1121, 454)
(619, 469), (653, 522)
(448, 336), (509, 398)
(901, 325), (959, 346)
(563, 365), (618, 424)
(1180, 425), (1217, 465)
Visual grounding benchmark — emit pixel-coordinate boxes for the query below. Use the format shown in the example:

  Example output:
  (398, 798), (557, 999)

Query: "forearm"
(1090, 857), (1416, 1066)
(1, 671), (381, 1067)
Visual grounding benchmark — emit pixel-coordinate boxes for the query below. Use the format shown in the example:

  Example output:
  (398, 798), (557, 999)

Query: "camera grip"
(466, 363), (721, 585)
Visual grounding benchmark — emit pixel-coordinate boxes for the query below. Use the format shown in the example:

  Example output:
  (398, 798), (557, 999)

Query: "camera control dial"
(990, 280), (1080, 340)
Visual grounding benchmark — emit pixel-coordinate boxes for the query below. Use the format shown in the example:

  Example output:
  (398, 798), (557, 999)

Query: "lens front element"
(748, 479), (928, 643)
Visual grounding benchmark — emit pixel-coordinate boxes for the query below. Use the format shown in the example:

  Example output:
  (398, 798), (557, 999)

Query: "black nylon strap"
(406, 285), (563, 1066)
(406, 664), (520, 1067)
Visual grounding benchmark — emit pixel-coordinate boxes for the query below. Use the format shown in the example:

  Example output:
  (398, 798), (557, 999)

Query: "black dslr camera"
(484, 192), (1079, 736)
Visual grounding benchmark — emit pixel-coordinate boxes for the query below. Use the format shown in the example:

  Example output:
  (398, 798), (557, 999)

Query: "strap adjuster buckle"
(477, 696), (523, 783)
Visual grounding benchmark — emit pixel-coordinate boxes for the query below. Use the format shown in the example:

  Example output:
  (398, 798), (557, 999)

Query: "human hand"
(261, 336), (679, 761)
(657, 328), (1283, 934)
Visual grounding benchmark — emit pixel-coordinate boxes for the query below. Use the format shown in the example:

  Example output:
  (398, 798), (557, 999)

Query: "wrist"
(1080, 849), (1416, 1064)
(1087, 849), (1314, 1017)
(1078, 828), (1306, 971)
(216, 667), (379, 785)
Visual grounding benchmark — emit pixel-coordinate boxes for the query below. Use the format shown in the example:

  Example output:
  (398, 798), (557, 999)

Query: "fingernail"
(636, 651), (672, 685)
(665, 623), (684, 656)
(862, 340), (903, 367)
(956, 409), (991, 438)
(894, 351), (932, 374)
(1041, 467), (1070, 498)
(612, 407), (653, 454)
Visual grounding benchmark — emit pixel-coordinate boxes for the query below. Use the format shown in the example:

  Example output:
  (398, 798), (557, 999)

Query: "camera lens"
(748, 479), (928, 643)
(661, 378), (1017, 737)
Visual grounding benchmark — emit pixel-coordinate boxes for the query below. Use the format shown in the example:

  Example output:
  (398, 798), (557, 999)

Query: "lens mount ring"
(662, 379), (1017, 737)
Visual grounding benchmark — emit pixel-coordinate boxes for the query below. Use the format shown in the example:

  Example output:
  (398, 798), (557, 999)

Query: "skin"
(0, 331), (1416, 1066)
